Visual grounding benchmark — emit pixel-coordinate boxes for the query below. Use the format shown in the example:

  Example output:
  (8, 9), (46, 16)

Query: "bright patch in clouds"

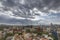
(0, 2), (3, 7)
(49, 9), (60, 13)
(20, 0), (25, 4)
(32, 8), (48, 16)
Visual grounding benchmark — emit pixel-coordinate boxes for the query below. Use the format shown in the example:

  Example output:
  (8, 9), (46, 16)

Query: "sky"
(0, 0), (60, 25)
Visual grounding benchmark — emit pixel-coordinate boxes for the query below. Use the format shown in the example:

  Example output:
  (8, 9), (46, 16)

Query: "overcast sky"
(0, 0), (60, 25)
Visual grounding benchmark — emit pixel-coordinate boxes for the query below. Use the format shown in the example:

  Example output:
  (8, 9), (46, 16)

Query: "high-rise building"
(57, 28), (60, 40)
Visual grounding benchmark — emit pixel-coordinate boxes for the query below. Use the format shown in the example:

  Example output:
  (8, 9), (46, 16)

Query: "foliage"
(26, 29), (31, 33)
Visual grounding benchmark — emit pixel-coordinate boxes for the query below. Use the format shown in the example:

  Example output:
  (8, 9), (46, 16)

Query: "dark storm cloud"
(1, 0), (60, 13)
(2, 0), (16, 7)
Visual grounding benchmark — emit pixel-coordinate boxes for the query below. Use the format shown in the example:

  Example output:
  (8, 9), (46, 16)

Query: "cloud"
(0, 0), (60, 25)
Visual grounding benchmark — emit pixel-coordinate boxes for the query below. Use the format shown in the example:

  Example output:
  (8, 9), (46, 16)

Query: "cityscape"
(0, 0), (60, 40)
(0, 24), (60, 40)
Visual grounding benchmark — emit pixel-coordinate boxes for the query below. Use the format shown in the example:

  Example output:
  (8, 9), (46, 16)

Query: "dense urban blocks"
(0, 25), (59, 40)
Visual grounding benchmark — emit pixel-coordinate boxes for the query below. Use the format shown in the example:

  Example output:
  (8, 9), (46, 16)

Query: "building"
(0, 31), (3, 39)
(57, 28), (60, 40)
(42, 27), (47, 33)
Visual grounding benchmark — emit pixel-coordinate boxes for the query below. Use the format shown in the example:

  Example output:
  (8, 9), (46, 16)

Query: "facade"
(0, 31), (3, 39)
(57, 28), (60, 40)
